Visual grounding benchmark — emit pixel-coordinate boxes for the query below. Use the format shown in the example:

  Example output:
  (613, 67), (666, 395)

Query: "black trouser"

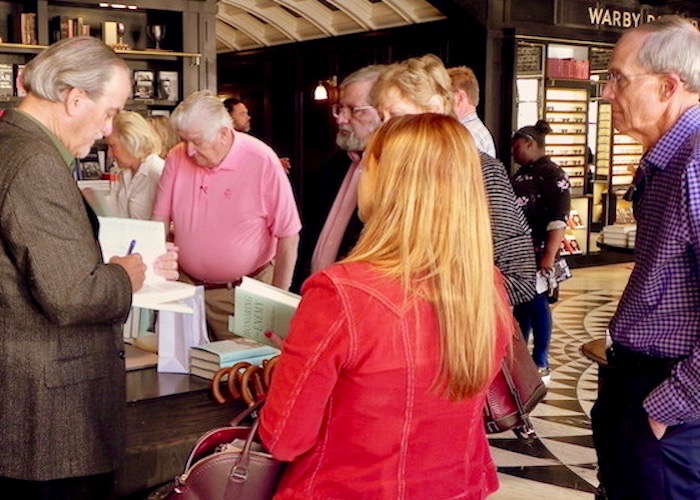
(0, 472), (114, 500)
(592, 344), (700, 499)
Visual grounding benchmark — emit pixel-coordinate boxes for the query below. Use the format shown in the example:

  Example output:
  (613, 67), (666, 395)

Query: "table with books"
(115, 277), (298, 496)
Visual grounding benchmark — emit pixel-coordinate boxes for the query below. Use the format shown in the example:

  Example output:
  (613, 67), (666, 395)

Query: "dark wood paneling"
(218, 18), (488, 291)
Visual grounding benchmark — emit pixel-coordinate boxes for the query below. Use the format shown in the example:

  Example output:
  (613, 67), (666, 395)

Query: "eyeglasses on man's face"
(331, 103), (375, 119)
(602, 70), (655, 87)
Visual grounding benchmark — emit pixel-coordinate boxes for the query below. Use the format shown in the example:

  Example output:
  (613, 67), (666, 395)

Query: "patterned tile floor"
(489, 263), (634, 499)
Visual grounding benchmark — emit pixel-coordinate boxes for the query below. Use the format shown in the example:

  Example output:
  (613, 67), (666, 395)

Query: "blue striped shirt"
(461, 112), (497, 158)
(609, 105), (700, 425)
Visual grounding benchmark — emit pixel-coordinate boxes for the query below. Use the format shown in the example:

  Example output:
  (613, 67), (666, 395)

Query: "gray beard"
(336, 131), (365, 152)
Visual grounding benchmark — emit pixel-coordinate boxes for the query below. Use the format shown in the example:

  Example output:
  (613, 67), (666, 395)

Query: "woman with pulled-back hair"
(260, 114), (514, 498)
(511, 119), (571, 378)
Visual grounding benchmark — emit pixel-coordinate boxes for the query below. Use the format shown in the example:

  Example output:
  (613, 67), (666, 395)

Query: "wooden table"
(580, 338), (609, 391)
(115, 368), (246, 497)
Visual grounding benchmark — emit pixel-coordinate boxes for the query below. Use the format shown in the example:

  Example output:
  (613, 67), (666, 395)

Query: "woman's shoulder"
(303, 262), (403, 300)
(533, 156), (567, 177)
(305, 262), (377, 288)
(141, 154), (165, 174)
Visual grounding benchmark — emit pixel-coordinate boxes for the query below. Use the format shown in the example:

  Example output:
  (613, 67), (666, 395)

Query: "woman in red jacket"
(260, 113), (514, 499)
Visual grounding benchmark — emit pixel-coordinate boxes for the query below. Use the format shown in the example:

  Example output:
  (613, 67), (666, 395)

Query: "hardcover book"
(97, 217), (196, 313)
(190, 352), (276, 380)
(0, 64), (13, 97)
(14, 64), (26, 97)
(190, 338), (279, 365)
(157, 70), (178, 101)
(133, 70), (155, 99)
(232, 277), (301, 347)
(11, 12), (37, 45)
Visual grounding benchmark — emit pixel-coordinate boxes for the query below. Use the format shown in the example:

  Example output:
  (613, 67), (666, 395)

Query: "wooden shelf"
(0, 42), (43, 53)
(115, 48), (201, 60)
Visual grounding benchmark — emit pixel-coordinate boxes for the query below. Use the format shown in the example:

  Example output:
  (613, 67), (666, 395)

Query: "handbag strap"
(223, 406), (264, 499)
(229, 398), (263, 427)
(500, 360), (537, 441)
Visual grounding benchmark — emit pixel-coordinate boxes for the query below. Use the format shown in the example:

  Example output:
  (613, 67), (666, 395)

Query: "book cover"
(133, 70), (155, 99)
(97, 217), (196, 312)
(78, 151), (103, 180)
(190, 352), (277, 380)
(233, 277), (301, 347)
(11, 12), (37, 45)
(102, 21), (118, 47)
(157, 71), (178, 101)
(190, 351), (277, 372)
(0, 64), (13, 97)
(49, 15), (71, 43)
(14, 64), (26, 97)
(190, 338), (279, 365)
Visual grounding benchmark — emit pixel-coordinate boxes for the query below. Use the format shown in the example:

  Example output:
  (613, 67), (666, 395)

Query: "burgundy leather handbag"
(483, 328), (547, 441)
(156, 402), (284, 500)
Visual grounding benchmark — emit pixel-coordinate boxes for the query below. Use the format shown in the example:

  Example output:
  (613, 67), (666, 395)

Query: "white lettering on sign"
(588, 7), (642, 28)
(588, 6), (698, 29)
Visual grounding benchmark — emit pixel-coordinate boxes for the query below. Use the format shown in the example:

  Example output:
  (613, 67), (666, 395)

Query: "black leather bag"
(483, 329), (548, 442)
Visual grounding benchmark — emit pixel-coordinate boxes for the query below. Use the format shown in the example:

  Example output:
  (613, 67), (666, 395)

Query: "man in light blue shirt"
(448, 66), (497, 158)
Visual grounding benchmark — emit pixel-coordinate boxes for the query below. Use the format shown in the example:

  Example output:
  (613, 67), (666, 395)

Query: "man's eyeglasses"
(602, 71), (655, 86)
(331, 103), (374, 119)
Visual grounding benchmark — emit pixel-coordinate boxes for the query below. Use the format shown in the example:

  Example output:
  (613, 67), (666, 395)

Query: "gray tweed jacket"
(0, 109), (133, 480)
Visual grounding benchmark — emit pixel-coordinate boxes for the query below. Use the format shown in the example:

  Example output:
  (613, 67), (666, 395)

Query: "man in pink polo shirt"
(153, 90), (301, 340)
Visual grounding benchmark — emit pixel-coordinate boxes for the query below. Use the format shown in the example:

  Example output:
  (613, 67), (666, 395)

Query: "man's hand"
(648, 416), (668, 440)
(279, 157), (291, 174)
(153, 242), (180, 281)
(110, 254), (146, 292)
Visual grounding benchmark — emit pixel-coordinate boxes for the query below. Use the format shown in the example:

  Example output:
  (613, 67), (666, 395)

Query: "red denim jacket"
(260, 262), (512, 499)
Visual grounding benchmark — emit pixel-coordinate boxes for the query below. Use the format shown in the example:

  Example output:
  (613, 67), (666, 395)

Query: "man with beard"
(296, 65), (385, 285)
(224, 97), (252, 133)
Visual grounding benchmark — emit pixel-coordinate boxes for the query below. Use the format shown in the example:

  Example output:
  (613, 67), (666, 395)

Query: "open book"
(232, 277), (301, 347)
(98, 217), (195, 313)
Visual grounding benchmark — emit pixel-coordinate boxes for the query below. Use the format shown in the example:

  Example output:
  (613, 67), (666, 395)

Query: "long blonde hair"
(345, 114), (507, 399)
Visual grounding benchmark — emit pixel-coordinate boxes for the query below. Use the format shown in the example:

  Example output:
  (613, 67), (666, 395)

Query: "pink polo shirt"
(152, 131), (301, 282)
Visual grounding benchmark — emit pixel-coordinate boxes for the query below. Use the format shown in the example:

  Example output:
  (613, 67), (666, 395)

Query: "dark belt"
(607, 342), (678, 375)
(192, 262), (272, 291)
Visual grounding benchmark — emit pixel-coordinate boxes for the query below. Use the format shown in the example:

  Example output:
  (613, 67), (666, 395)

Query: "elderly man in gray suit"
(0, 37), (177, 498)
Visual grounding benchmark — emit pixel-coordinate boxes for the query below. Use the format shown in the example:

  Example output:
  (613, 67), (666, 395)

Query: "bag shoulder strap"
(223, 405), (264, 499)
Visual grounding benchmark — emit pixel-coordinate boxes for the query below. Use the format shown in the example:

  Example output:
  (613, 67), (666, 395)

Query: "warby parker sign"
(557, 0), (699, 31)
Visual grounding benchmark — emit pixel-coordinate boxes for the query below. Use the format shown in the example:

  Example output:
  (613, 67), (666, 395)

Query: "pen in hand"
(127, 239), (136, 255)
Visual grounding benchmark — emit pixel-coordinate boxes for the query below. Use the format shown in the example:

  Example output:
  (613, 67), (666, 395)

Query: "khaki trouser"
(181, 263), (275, 341)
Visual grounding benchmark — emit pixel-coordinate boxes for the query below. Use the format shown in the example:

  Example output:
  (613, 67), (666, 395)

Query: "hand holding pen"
(108, 239), (146, 292)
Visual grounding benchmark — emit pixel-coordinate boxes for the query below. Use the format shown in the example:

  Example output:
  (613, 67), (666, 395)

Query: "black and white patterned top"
(511, 155), (571, 255)
(480, 152), (538, 306)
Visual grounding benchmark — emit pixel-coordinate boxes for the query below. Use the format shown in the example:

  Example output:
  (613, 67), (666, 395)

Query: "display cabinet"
(561, 196), (592, 256)
(595, 102), (643, 224)
(543, 86), (589, 195)
(0, 0), (216, 112)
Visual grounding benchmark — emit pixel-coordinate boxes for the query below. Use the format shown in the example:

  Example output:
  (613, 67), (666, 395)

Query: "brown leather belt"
(192, 262), (272, 290)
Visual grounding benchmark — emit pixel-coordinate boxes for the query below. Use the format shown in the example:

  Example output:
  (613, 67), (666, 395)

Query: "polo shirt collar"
(210, 128), (238, 172)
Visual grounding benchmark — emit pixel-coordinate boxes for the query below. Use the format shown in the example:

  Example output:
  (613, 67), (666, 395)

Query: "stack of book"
(190, 338), (280, 380)
(601, 224), (637, 248)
